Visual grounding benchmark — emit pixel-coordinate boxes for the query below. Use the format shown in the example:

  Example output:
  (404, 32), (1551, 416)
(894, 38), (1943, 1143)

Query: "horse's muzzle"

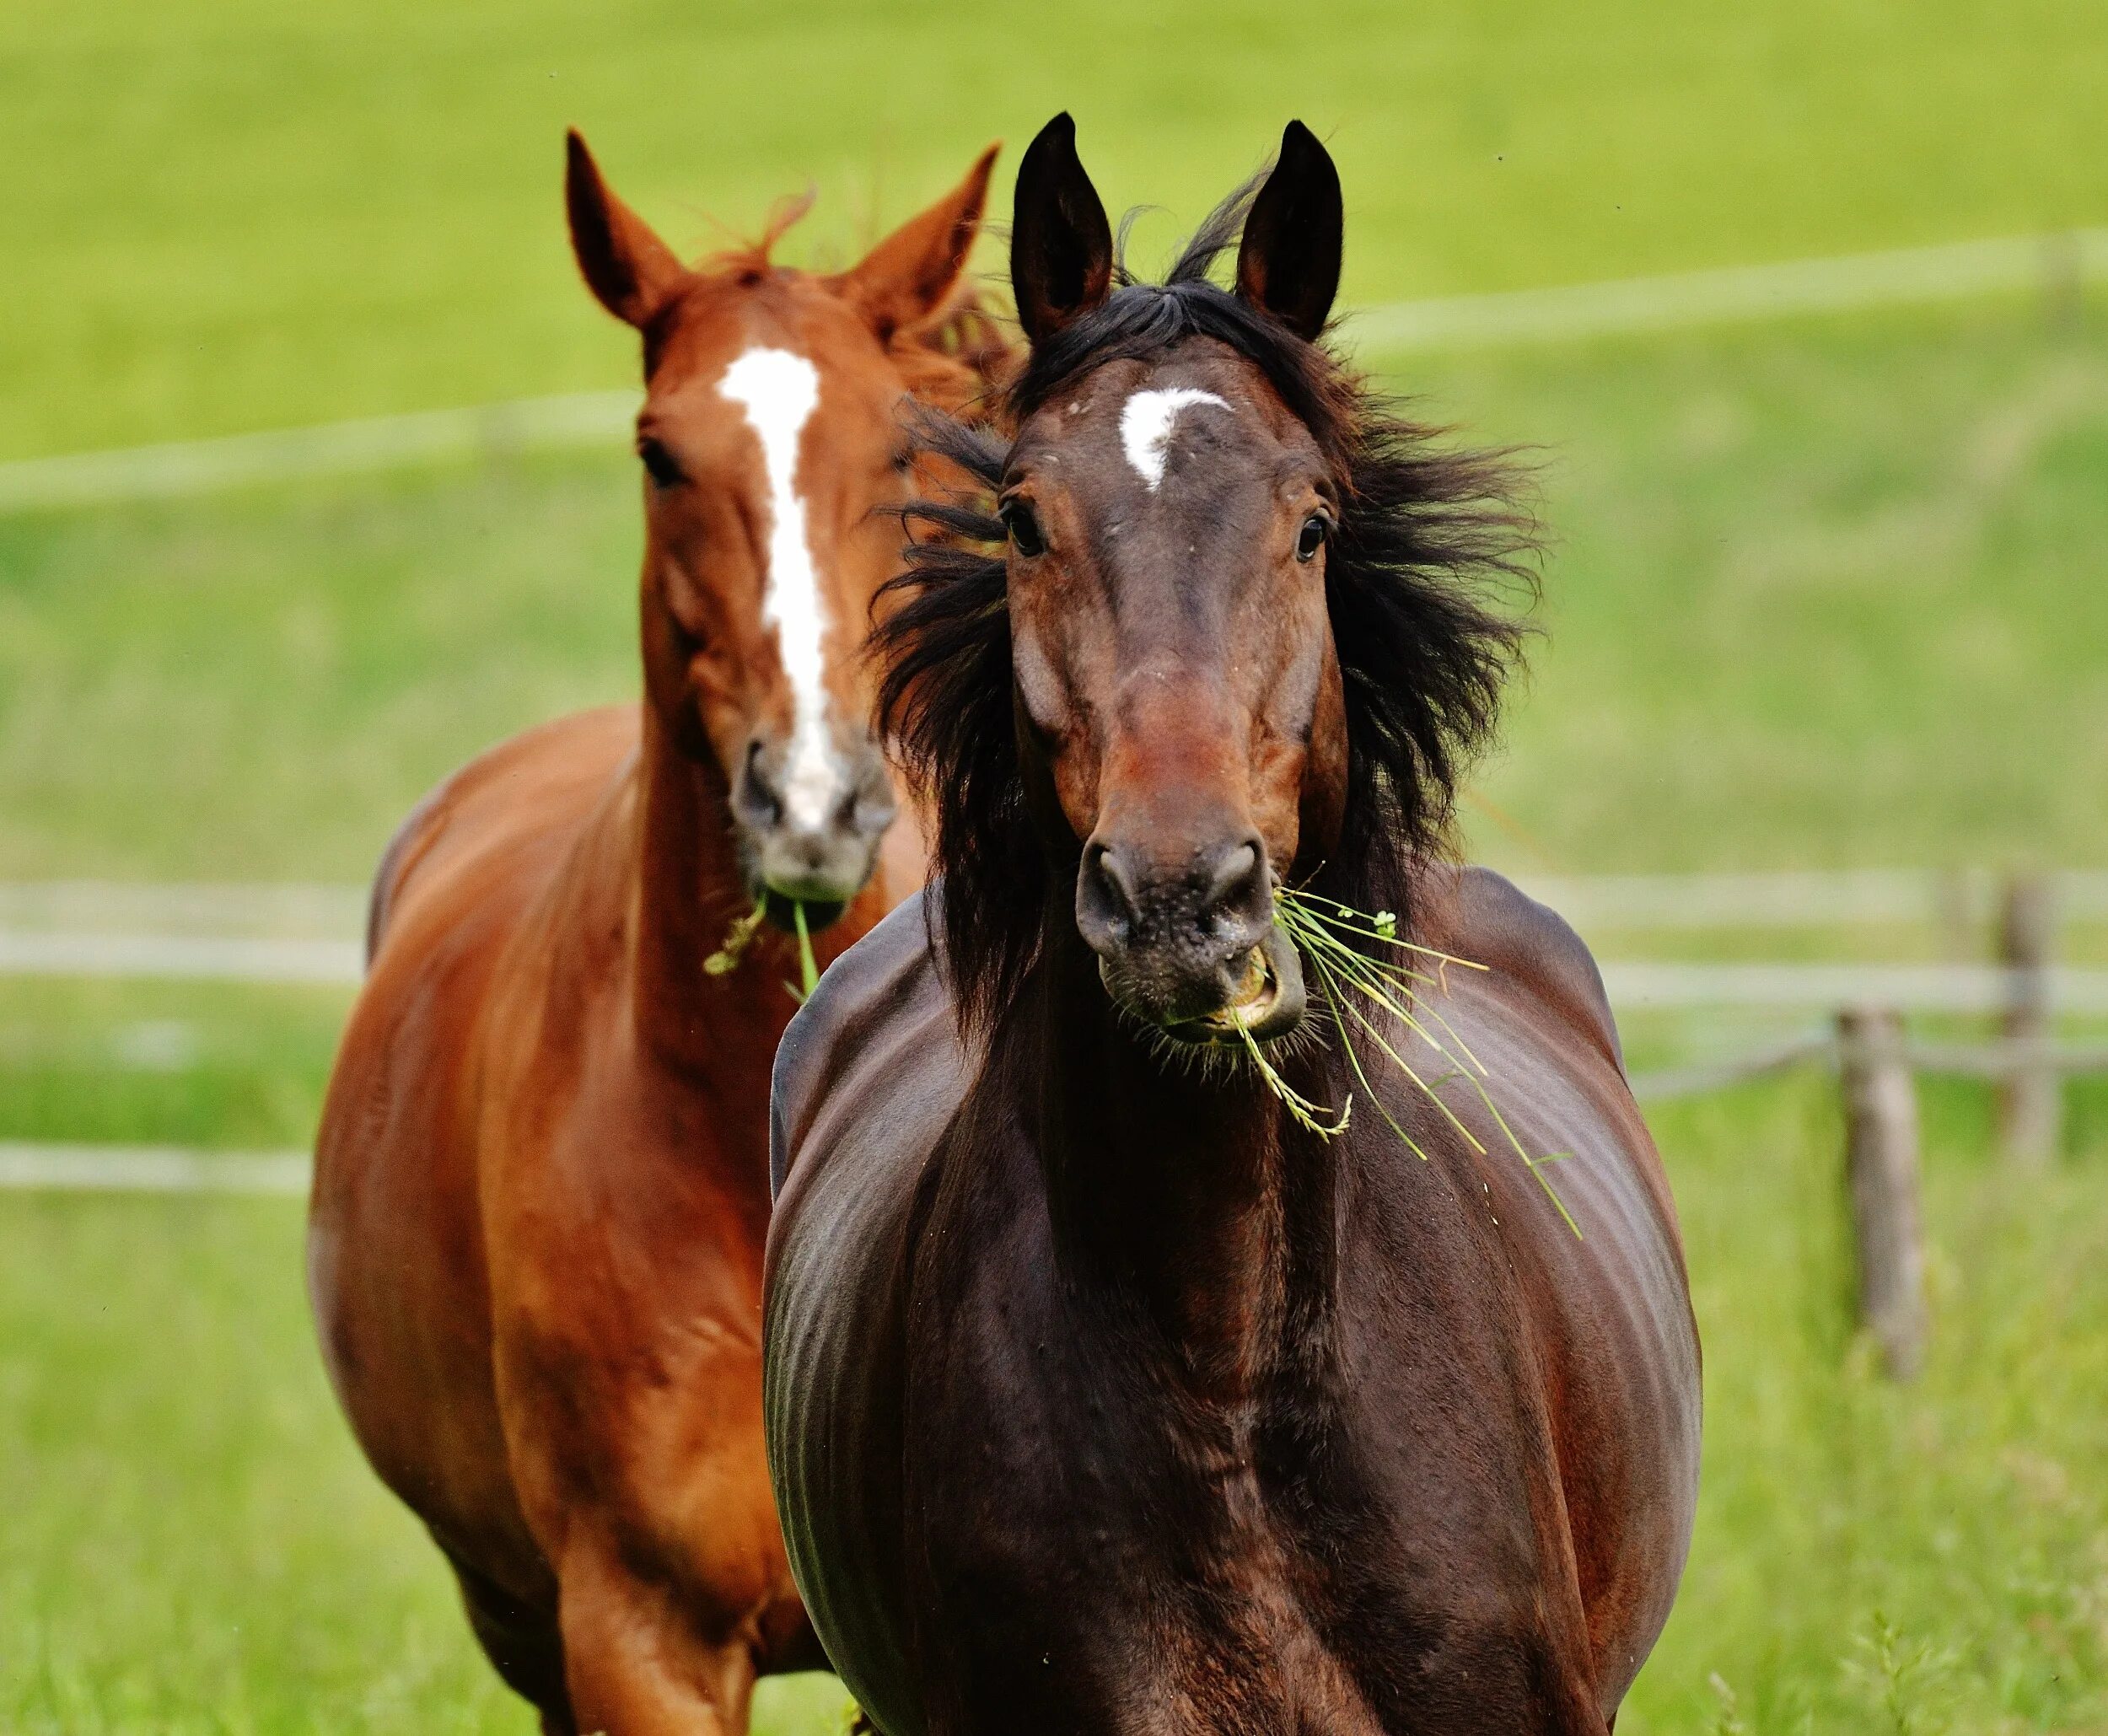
(1077, 833), (1308, 1044)
(734, 730), (896, 924)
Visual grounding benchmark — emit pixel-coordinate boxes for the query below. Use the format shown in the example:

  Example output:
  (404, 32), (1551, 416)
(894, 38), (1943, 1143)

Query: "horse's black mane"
(876, 185), (1539, 1031)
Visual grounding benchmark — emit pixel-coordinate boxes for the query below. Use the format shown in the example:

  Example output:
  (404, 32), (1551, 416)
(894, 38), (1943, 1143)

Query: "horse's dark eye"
(1295, 513), (1330, 563)
(1003, 501), (1046, 559)
(638, 438), (682, 488)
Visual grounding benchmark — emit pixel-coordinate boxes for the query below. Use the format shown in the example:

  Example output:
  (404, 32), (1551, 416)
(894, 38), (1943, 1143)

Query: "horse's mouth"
(1158, 928), (1307, 1047)
(758, 888), (848, 933)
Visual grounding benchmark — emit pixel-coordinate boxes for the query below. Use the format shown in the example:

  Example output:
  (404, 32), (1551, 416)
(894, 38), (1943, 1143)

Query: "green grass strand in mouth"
(704, 896), (768, 978)
(1269, 887), (1581, 1239)
(702, 895), (821, 1002)
(791, 900), (820, 1002)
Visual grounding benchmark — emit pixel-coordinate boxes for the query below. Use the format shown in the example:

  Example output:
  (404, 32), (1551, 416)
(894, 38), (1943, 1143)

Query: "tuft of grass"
(1270, 888), (1583, 1235)
(703, 897), (821, 1002)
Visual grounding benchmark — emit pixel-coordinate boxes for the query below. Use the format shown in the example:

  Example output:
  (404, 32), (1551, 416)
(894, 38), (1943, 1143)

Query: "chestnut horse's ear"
(1234, 121), (1343, 343)
(565, 130), (687, 329)
(1010, 113), (1113, 346)
(836, 144), (1001, 341)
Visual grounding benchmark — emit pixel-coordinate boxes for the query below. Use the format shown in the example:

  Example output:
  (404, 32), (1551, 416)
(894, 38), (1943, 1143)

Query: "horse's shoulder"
(771, 889), (957, 1198)
(1418, 864), (1622, 1071)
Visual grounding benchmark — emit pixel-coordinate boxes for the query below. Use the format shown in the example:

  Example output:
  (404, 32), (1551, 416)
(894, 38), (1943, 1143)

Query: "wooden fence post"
(1998, 872), (2060, 1168)
(1837, 1006), (1928, 1379)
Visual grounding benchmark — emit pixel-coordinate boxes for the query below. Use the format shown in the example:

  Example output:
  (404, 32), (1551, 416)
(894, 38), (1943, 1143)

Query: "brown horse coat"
(309, 137), (1000, 1735)
(766, 871), (1699, 1735)
(761, 116), (1699, 1735)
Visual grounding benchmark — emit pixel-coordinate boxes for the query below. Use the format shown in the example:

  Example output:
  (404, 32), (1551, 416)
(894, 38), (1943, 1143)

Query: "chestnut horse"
(309, 133), (1001, 1734)
(764, 116), (1702, 1734)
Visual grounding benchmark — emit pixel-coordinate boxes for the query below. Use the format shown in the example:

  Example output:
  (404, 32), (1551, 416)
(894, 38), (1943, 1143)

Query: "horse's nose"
(734, 732), (896, 914)
(1077, 827), (1292, 1035)
(1078, 834), (1271, 956)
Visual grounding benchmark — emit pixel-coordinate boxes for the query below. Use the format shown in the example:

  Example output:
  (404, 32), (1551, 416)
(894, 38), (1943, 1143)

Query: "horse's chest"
(905, 1311), (1386, 1733)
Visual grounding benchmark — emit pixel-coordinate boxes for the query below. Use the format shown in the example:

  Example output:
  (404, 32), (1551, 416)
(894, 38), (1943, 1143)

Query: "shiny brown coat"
(309, 137), (999, 1735)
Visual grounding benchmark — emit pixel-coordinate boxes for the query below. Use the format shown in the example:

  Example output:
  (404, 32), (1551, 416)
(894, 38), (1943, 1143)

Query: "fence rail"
(6, 867), (2105, 1379)
(0, 1142), (309, 1196)
(3, 874), (2106, 998)
(7, 870), (2105, 941)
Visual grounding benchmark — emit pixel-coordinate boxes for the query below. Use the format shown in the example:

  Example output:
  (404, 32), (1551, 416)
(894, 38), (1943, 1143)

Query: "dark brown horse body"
(309, 137), (999, 1734)
(764, 119), (1700, 1734)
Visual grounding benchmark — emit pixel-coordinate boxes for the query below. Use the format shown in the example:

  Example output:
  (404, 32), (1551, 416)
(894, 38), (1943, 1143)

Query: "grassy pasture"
(3, 0), (2107, 460)
(5, 0), (2108, 1728)
(5, 247), (2108, 1736)
(4, 1058), (2106, 1733)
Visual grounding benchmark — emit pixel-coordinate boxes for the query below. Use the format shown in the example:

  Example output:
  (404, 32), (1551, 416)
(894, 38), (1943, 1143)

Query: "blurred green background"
(3, 0), (2106, 1730)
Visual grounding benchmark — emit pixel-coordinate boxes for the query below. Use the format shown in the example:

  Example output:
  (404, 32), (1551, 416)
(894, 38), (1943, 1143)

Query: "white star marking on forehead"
(1118, 387), (1231, 492)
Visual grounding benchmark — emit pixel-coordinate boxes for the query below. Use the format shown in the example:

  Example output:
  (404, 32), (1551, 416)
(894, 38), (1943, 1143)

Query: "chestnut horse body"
(309, 137), (998, 1735)
(765, 120), (1701, 1734)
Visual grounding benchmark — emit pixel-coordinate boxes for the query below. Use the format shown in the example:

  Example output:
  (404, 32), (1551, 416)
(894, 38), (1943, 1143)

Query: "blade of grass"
(792, 900), (820, 1002)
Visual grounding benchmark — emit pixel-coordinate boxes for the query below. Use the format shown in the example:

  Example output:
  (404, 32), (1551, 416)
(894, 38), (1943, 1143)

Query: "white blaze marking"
(1118, 387), (1230, 491)
(719, 347), (838, 831)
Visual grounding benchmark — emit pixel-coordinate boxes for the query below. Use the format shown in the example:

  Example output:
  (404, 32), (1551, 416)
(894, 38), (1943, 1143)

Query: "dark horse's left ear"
(1235, 121), (1343, 342)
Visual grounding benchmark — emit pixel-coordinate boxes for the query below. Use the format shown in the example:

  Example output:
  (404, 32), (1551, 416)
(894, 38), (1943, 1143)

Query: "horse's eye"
(1003, 501), (1046, 559)
(638, 438), (682, 488)
(1295, 513), (1330, 563)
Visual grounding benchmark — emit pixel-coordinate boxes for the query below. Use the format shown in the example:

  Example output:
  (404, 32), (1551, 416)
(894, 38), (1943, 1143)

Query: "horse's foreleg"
(445, 1550), (576, 1733)
(556, 1538), (758, 1736)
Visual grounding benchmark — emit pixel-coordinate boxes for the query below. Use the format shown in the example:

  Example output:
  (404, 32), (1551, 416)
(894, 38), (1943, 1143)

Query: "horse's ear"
(837, 144), (1000, 341)
(1010, 113), (1113, 347)
(1234, 121), (1342, 342)
(565, 130), (687, 329)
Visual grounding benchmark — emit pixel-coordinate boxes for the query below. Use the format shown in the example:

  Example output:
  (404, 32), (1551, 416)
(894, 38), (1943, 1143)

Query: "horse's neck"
(1024, 924), (1339, 1404)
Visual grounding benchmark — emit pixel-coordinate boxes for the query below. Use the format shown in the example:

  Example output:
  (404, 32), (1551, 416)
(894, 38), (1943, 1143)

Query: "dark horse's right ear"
(1010, 113), (1114, 346)
(1235, 121), (1343, 342)
(566, 130), (689, 329)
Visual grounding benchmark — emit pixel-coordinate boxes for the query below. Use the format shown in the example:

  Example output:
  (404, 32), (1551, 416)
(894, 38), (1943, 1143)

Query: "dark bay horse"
(309, 132), (1003, 1734)
(764, 116), (1701, 1734)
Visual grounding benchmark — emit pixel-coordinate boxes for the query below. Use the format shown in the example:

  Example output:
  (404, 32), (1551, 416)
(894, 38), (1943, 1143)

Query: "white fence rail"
(3, 870), (2104, 1196)
(6, 874), (2105, 1002)
(0, 1142), (309, 1196)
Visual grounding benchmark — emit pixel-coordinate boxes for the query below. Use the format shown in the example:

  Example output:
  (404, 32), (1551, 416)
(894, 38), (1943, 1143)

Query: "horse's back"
(1406, 865), (1700, 1704)
(765, 894), (967, 1736)
(363, 704), (639, 959)
(309, 704), (639, 1592)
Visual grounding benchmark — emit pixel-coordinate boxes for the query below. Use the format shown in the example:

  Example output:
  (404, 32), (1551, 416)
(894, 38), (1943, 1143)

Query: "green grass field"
(4, 0), (2107, 460)
(5, 1064), (2105, 1733)
(6, 302), (2106, 882)
(5, 0), (2108, 1728)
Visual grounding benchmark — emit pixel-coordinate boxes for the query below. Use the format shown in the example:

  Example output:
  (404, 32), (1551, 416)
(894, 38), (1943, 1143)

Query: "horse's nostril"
(736, 739), (782, 828)
(1092, 844), (1141, 920)
(1199, 836), (1272, 938)
(1076, 841), (1138, 950)
(1203, 841), (1257, 908)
